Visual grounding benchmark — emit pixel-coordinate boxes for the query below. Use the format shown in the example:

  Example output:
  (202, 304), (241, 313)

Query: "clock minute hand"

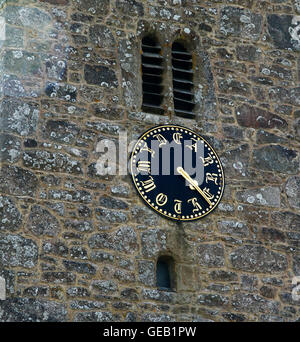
(177, 167), (212, 206)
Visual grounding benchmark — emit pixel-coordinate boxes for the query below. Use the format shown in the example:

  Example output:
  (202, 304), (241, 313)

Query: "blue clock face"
(130, 125), (225, 221)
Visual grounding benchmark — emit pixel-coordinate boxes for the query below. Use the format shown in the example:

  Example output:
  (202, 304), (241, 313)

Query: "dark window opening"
(141, 36), (164, 115)
(172, 41), (195, 119)
(156, 256), (175, 291)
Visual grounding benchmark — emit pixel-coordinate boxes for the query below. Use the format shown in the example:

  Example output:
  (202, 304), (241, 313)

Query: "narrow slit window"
(141, 36), (164, 115)
(172, 41), (195, 119)
(156, 256), (174, 291)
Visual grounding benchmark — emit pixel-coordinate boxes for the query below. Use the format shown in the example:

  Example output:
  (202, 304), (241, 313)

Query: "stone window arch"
(119, 22), (216, 123)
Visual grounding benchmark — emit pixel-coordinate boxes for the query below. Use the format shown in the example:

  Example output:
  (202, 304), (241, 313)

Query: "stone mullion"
(164, 40), (175, 119)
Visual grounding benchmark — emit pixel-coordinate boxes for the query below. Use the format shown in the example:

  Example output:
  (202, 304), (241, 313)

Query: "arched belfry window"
(156, 256), (175, 291)
(141, 35), (164, 115)
(172, 41), (195, 119)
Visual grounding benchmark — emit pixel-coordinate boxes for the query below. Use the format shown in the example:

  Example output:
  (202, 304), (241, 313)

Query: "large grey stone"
(141, 229), (167, 258)
(236, 104), (287, 130)
(26, 205), (60, 237)
(99, 195), (128, 210)
(0, 196), (22, 232)
(0, 165), (38, 197)
(141, 313), (175, 322)
(95, 208), (128, 224)
(48, 190), (92, 203)
(270, 211), (300, 232)
(0, 133), (21, 163)
(221, 144), (250, 179)
(0, 234), (38, 268)
(131, 205), (159, 227)
(217, 220), (249, 237)
(42, 120), (80, 145)
(45, 83), (77, 102)
(91, 280), (118, 295)
(113, 226), (138, 254)
(293, 255), (300, 275)
(74, 311), (118, 322)
(142, 289), (175, 304)
(63, 260), (97, 275)
(198, 293), (229, 307)
(116, 0), (144, 16)
(74, 0), (110, 16)
(220, 7), (263, 40)
(289, 87), (300, 106)
(23, 150), (83, 174)
(235, 187), (281, 207)
(232, 293), (280, 314)
(236, 205), (269, 225)
(3, 25), (24, 48)
(268, 87), (300, 107)
(267, 15), (296, 50)
(3, 5), (52, 30)
(89, 25), (115, 49)
(230, 245), (288, 273)
(253, 145), (299, 174)
(88, 233), (113, 250)
(45, 56), (67, 81)
(42, 240), (68, 257)
(197, 243), (225, 267)
(236, 45), (262, 62)
(86, 121), (123, 136)
(84, 64), (118, 88)
(295, 118), (300, 141)
(285, 176), (300, 209)
(138, 260), (155, 286)
(0, 98), (39, 136)
(218, 78), (251, 96)
(2, 74), (26, 97)
(3, 50), (42, 77)
(256, 130), (288, 145)
(209, 270), (238, 282)
(0, 298), (67, 322)
(88, 226), (138, 254)
(64, 220), (94, 233)
(42, 272), (76, 285)
(90, 104), (124, 121)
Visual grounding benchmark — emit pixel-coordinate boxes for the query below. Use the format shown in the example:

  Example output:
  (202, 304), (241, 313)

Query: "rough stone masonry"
(0, 0), (299, 322)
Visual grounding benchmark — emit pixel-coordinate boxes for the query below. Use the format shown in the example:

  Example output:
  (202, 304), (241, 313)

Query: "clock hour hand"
(177, 167), (212, 207)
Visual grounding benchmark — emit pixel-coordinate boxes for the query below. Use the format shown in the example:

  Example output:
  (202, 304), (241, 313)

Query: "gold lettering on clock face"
(153, 133), (167, 147)
(137, 161), (151, 173)
(202, 187), (214, 200)
(140, 176), (156, 193)
(206, 173), (218, 185)
(174, 199), (182, 214)
(200, 152), (215, 167)
(173, 132), (183, 145)
(156, 193), (168, 206)
(140, 141), (155, 158)
(188, 197), (202, 213)
(186, 138), (198, 152)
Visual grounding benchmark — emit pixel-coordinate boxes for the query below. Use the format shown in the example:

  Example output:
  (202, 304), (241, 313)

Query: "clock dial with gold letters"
(130, 125), (224, 221)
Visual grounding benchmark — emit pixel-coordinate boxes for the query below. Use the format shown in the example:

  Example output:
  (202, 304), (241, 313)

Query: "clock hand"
(177, 167), (212, 206)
